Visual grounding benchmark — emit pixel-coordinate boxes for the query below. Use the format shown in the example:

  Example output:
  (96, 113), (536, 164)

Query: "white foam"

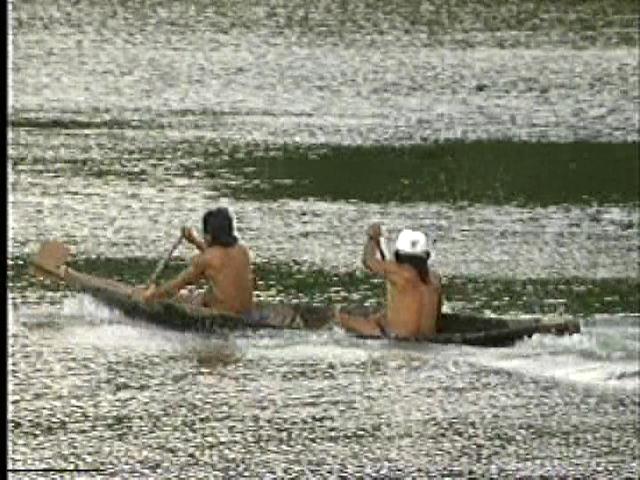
(59, 322), (228, 353)
(469, 323), (640, 392)
(61, 294), (129, 323)
(235, 328), (375, 362)
(249, 342), (374, 362)
(55, 294), (231, 354)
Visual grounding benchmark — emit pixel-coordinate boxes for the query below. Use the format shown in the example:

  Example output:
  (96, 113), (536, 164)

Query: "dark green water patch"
(11, 128), (638, 206)
(10, 116), (146, 131)
(10, 255), (639, 316)
(444, 276), (640, 317)
(10, 126), (226, 181)
(220, 142), (639, 206)
(9, 109), (231, 131)
(13, 0), (638, 47)
(257, 263), (640, 316)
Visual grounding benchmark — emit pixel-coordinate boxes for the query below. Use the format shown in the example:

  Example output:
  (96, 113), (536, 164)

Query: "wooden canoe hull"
(43, 264), (581, 347)
(26, 241), (580, 346)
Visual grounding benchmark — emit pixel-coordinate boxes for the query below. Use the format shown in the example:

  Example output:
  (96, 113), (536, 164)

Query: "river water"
(8, 0), (640, 477)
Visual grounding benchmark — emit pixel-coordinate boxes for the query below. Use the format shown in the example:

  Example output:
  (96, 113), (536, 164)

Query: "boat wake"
(62, 293), (131, 325)
(467, 314), (640, 392)
(16, 294), (639, 392)
(47, 295), (236, 355)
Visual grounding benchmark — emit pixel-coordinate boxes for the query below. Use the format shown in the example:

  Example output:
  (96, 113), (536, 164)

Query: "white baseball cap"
(395, 229), (429, 257)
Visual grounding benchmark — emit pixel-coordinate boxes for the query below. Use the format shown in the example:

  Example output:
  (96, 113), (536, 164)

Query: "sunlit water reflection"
(10, 174), (639, 278)
(9, 298), (640, 476)
(9, 0), (639, 475)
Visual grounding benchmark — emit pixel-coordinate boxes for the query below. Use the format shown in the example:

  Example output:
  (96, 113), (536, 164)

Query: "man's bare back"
(196, 244), (253, 313)
(339, 224), (442, 339)
(383, 266), (442, 337)
(140, 208), (254, 315)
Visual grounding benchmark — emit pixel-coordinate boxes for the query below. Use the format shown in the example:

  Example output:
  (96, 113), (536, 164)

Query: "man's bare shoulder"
(226, 243), (251, 260)
(385, 261), (416, 284)
(204, 244), (250, 261)
(381, 260), (400, 271)
(197, 247), (224, 266)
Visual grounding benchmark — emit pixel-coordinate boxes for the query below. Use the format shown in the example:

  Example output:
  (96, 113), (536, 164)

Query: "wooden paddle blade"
(30, 241), (71, 279)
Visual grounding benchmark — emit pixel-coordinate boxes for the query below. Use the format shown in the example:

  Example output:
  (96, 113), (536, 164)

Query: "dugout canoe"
(30, 241), (580, 346)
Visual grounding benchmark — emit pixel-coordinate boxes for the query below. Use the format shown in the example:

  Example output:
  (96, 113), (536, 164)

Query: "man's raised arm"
(182, 227), (207, 252)
(362, 223), (387, 275)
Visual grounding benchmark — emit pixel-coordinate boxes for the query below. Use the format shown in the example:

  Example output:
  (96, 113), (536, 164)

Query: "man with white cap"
(339, 223), (442, 339)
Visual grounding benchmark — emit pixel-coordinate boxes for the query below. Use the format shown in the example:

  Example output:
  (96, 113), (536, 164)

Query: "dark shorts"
(378, 323), (391, 339)
(241, 310), (272, 325)
(378, 323), (402, 340)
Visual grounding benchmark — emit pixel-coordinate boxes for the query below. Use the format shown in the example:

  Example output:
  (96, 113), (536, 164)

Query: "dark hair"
(203, 208), (238, 247)
(395, 251), (430, 283)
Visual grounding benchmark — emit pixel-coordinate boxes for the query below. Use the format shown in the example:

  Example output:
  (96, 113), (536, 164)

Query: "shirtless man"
(140, 207), (254, 315)
(339, 223), (442, 339)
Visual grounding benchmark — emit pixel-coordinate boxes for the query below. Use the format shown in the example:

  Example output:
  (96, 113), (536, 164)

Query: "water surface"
(9, 0), (639, 476)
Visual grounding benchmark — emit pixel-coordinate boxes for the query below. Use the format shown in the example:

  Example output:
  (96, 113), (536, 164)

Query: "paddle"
(146, 232), (184, 288)
(30, 240), (72, 280)
(370, 224), (387, 261)
(376, 237), (387, 261)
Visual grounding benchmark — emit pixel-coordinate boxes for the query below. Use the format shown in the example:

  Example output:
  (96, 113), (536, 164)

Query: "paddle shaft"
(375, 237), (386, 261)
(147, 233), (183, 287)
